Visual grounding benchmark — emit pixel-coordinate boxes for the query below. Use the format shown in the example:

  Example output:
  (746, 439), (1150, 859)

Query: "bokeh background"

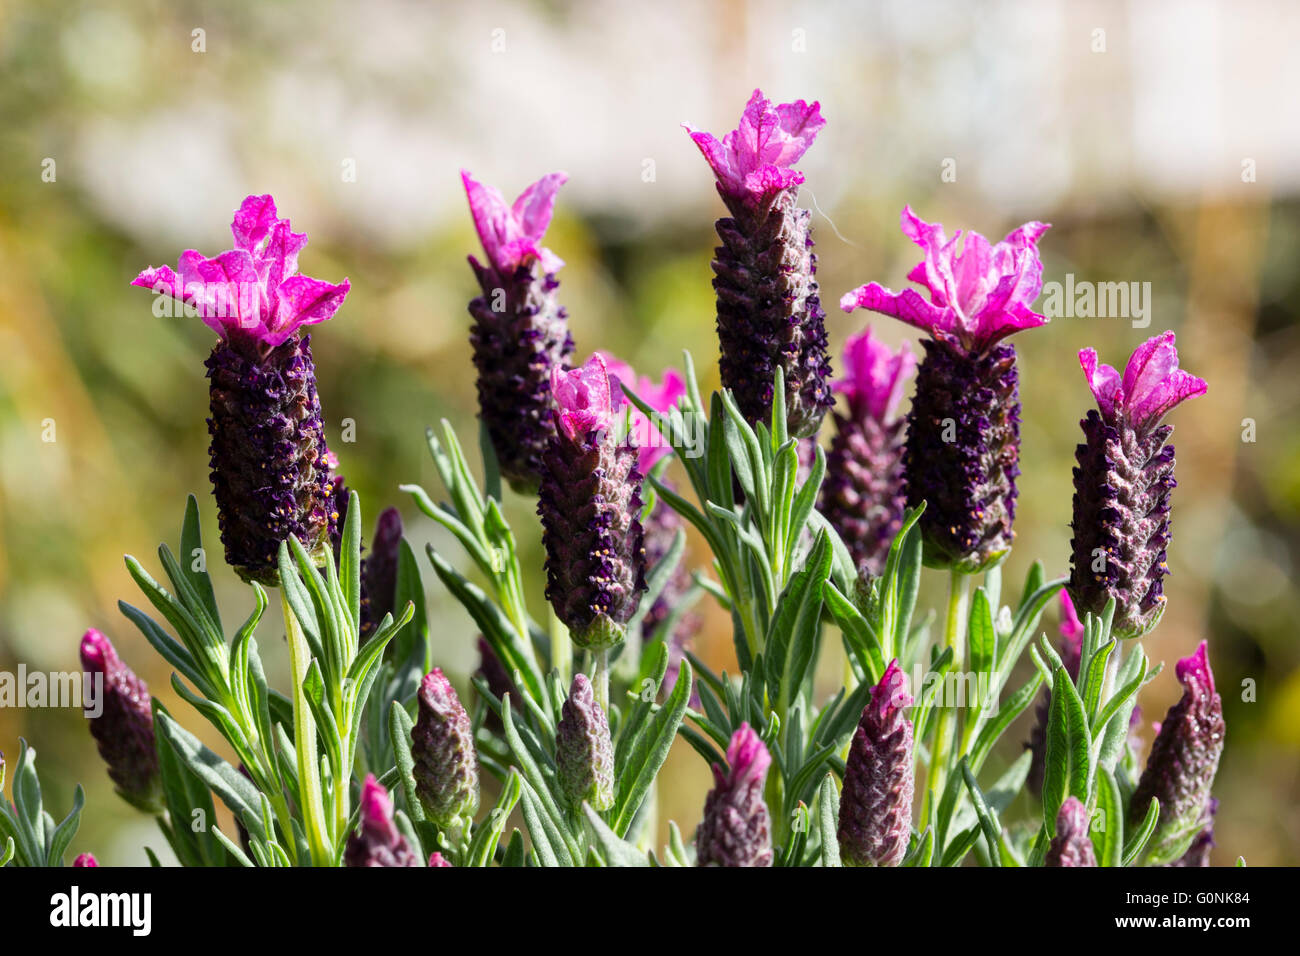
(2, 0), (1297, 865)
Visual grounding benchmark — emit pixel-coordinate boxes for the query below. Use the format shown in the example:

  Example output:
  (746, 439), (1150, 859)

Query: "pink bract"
(1078, 331), (1207, 431)
(835, 328), (915, 423)
(841, 206), (1050, 353)
(132, 195), (350, 348)
(462, 169), (567, 277)
(684, 89), (825, 202)
(598, 352), (686, 471)
(552, 353), (617, 443)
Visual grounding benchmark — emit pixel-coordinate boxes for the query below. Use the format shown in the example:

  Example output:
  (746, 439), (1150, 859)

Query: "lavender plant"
(2, 88), (1235, 871)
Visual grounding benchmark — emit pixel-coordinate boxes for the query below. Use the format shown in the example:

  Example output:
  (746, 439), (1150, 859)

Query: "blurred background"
(1, 0), (1297, 865)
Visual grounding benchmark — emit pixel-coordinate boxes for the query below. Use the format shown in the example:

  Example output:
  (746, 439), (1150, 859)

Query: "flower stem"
(549, 607), (571, 685)
(592, 648), (610, 716)
(281, 589), (332, 866)
(923, 569), (970, 829)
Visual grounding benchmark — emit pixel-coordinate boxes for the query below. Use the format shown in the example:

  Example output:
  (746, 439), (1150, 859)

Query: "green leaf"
(583, 805), (651, 867)
(1042, 665), (1092, 831)
(968, 588), (995, 678)
(818, 774), (841, 867)
(902, 827), (934, 867)
(179, 494), (222, 631)
(960, 759), (1005, 867)
(610, 661), (693, 837)
(154, 712), (267, 843)
(1094, 766), (1124, 867)
(465, 771), (521, 867)
(1123, 798), (1161, 866)
(388, 701), (424, 823)
(765, 532), (831, 713)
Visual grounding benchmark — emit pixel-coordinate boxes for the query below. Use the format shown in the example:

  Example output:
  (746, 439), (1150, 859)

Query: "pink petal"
(1058, 590), (1084, 642)
(1121, 332), (1207, 429)
(231, 195), (280, 251)
(724, 723), (771, 789)
(1175, 641), (1215, 697)
(511, 172), (568, 244)
(461, 169), (517, 273)
(684, 127), (737, 190)
(1078, 348), (1122, 418)
(841, 282), (957, 341)
(270, 275), (351, 346)
(835, 329), (915, 422)
(951, 230), (994, 316)
(552, 354), (615, 442)
(132, 264), (183, 298)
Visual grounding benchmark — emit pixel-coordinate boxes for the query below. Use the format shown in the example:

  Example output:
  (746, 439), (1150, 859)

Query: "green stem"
(280, 590), (333, 866)
(923, 569), (970, 828)
(549, 607), (572, 686)
(592, 649), (610, 716)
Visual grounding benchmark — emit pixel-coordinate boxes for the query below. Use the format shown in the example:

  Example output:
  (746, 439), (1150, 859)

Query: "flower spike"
(538, 355), (646, 649)
(696, 723), (774, 867)
(1130, 642), (1224, 865)
(132, 195), (343, 583)
(463, 170), (575, 493)
(819, 330), (914, 577)
(1069, 332), (1206, 637)
(80, 629), (162, 814)
(685, 89), (833, 438)
(842, 207), (1051, 572)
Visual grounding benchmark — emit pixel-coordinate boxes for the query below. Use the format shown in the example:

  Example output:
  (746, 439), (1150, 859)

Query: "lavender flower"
(555, 674), (615, 811)
(463, 170), (575, 493)
(842, 207), (1050, 572)
(696, 724), (773, 867)
(537, 355), (646, 650)
(80, 629), (161, 813)
(73, 853), (99, 867)
(344, 775), (420, 867)
(600, 353), (699, 683)
(1130, 642), (1224, 864)
(1044, 796), (1097, 867)
(410, 669), (480, 829)
(1069, 333), (1208, 638)
(685, 90), (833, 437)
(1027, 591), (1086, 795)
(819, 329), (915, 578)
(132, 195), (349, 584)
(428, 852), (453, 867)
(837, 660), (914, 866)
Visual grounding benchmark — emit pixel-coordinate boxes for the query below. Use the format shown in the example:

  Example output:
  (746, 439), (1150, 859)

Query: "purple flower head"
(1130, 641), (1224, 864)
(1069, 333), (1205, 637)
(838, 660), (915, 866)
(410, 669), (480, 829)
(428, 852), (453, 867)
(841, 207), (1050, 355)
(80, 629), (162, 813)
(696, 723), (774, 867)
(599, 352), (686, 471)
(1079, 331), (1207, 433)
(462, 169), (567, 277)
(345, 775), (420, 867)
(1045, 796), (1097, 867)
(551, 353), (618, 444)
(132, 195), (350, 349)
(73, 852), (99, 867)
(684, 89), (825, 204)
(835, 328), (916, 424)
